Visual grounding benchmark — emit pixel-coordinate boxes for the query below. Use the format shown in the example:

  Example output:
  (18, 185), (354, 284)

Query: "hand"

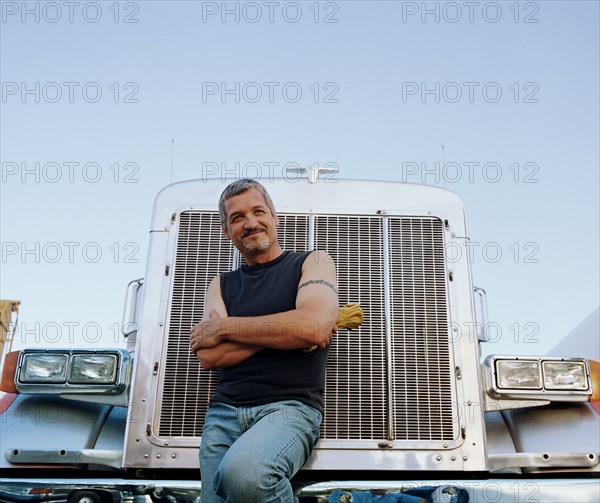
(319, 323), (338, 348)
(190, 310), (225, 352)
(305, 323), (338, 352)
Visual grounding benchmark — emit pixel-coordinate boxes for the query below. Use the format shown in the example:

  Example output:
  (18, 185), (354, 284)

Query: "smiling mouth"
(243, 229), (265, 238)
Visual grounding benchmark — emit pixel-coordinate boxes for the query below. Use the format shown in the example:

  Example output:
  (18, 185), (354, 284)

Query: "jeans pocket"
(295, 403), (322, 446)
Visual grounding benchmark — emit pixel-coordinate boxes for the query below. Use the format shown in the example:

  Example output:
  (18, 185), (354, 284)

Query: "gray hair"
(218, 179), (277, 227)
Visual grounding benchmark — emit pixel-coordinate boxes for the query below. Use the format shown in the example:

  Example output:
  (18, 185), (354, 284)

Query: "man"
(189, 178), (338, 503)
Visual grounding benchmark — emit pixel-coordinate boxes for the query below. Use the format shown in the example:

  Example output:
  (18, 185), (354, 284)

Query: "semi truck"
(1, 172), (599, 502)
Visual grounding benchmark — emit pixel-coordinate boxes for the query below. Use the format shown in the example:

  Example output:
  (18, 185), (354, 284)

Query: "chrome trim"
(285, 164), (339, 183)
(121, 278), (144, 337)
(5, 449), (123, 469)
(488, 452), (600, 472)
(382, 215), (394, 441)
(473, 286), (488, 342)
(308, 213), (315, 250)
(232, 248), (240, 271)
(1, 478), (599, 503)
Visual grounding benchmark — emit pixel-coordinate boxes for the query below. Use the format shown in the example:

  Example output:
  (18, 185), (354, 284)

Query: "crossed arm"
(190, 250), (338, 370)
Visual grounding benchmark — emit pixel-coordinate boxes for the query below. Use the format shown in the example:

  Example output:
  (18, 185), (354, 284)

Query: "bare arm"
(193, 276), (263, 370)
(190, 250), (339, 352)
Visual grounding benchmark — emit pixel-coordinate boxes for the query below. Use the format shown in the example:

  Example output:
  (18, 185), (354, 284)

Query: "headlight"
(484, 355), (592, 401)
(20, 353), (68, 383)
(69, 354), (118, 384)
(496, 360), (541, 389)
(13, 349), (129, 395)
(543, 361), (588, 390)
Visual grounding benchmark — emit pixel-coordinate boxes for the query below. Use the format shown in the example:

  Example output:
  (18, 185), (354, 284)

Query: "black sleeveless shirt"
(211, 250), (329, 412)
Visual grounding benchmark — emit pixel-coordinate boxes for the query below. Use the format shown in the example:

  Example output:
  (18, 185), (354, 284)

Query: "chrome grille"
(157, 211), (455, 443)
(315, 216), (386, 440)
(388, 217), (456, 441)
(237, 214), (309, 267)
(158, 212), (309, 437)
(277, 214), (310, 252)
(159, 212), (233, 437)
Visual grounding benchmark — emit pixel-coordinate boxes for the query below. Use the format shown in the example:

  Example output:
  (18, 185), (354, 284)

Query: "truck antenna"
(441, 144), (446, 189)
(170, 139), (175, 183)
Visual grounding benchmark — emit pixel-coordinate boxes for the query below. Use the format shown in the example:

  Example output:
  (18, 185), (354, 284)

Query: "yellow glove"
(336, 303), (364, 330)
(304, 303), (364, 352)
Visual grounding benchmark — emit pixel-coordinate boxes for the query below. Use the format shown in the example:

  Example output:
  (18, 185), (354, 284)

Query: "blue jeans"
(199, 400), (322, 503)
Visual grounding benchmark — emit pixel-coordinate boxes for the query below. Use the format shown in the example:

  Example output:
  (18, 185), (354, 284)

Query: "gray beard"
(241, 236), (271, 255)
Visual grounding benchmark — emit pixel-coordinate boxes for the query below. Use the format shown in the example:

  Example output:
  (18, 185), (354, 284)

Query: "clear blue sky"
(1, 0), (598, 357)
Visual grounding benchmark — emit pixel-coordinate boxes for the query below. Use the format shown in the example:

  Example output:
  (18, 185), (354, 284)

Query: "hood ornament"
(285, 164), (339, 184)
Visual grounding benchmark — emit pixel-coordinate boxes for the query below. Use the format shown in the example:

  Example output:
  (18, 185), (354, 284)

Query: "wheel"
(67, 490), (102, 503)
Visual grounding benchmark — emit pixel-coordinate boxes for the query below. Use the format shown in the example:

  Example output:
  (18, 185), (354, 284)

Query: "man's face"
(222, 188), (279, 257)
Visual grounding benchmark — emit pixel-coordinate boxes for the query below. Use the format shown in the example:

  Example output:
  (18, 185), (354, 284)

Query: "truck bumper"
(1, 478), (599, 503)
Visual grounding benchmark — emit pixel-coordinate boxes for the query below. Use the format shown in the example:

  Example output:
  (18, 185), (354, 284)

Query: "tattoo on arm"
(298, 279), (338, 295)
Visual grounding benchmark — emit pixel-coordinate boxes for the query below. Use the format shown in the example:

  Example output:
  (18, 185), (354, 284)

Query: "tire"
(67, 490), (102, 503)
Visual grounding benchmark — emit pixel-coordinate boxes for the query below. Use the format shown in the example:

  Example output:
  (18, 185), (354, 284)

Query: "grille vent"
(159, 213), (232, 437)
(156, 211), (456, 442)
(315, 216), (386, 440)
(388, 218), (455, 440)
